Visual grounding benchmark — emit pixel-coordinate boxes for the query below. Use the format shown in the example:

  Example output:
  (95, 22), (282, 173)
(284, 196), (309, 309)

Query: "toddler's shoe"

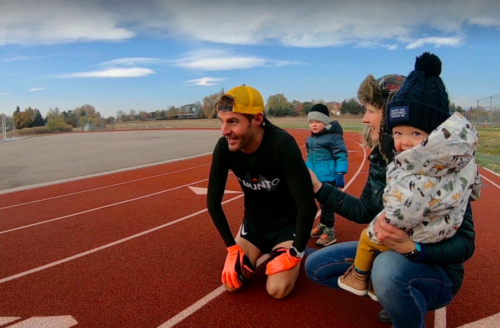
(338, 264), (369, 296)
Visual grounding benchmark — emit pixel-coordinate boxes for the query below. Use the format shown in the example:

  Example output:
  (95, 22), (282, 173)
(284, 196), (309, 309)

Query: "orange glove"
(222, 244), (255, 289)
(265, 248), (302, 275)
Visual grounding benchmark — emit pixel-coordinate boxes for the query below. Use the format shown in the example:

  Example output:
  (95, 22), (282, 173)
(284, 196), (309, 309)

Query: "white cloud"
(1, 0), (499, 48)
(98, 58), (164, 66)
(0, 92), (11, 96)
(451, 95), (478, 109)
(29, 88), (46, 92)
(468, 16), (500, 28)
(1, 55), (46, 63)
(0, 0), (134, 45)
(60, 67), (154, 78)
(185, 77), (227, 86)
(406, 36), (463, 49)
(173, 49), (304, 71)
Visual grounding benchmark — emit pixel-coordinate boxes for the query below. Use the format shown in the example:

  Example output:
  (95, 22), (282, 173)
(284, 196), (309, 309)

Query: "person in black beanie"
(306, 104), (348, 246)
(338, 53), (481, 310)
(306, 53), (477, 327)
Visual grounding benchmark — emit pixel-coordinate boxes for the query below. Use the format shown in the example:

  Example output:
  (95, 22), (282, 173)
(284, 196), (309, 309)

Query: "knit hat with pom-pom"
(387, 52), (451, 134)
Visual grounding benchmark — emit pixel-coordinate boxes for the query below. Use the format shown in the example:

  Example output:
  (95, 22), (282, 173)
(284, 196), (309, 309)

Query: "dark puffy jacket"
(315, 145), (475, 296)
(306, 121), (348, 183)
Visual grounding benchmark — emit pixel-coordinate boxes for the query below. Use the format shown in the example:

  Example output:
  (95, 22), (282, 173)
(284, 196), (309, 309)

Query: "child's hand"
(374, 213), (415, 254)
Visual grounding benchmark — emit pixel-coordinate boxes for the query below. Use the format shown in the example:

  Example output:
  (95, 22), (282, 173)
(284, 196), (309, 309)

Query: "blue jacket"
(306, 121), (348, 183)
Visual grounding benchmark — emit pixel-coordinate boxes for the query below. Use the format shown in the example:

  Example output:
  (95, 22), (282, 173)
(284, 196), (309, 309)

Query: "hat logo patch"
(390, 105), (410, 122)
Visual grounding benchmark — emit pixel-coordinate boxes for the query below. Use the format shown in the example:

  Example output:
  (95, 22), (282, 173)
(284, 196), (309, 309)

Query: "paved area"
(0, 130), (221, 191)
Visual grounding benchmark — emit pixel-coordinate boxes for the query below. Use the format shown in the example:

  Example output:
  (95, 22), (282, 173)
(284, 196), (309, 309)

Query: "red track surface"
(1, 130), (499, 328)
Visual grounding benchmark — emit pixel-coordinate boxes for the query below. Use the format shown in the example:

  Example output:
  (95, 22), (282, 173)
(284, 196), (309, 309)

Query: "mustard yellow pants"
(354, 228), (391, 272)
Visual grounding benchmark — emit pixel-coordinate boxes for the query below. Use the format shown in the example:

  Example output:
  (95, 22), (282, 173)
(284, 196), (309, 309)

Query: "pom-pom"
(415, 52), (442, 77)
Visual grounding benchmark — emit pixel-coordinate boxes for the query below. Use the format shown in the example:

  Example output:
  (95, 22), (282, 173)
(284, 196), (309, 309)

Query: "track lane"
(7, 130), (495, 328)
(0, 166), (212, 230)
(0, 131), (319, 275)
(0, 131), (366, 327)
(0, 155), (212, 208)
(0, 177), (243, 277)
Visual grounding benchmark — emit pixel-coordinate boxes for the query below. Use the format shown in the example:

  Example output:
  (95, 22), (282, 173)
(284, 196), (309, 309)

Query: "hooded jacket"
(315, 142), (475, 296)
(305, 121), (348, 183)
(368, 112), (482, 244)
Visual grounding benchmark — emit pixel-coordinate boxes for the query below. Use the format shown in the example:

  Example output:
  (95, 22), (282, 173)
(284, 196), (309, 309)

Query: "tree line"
(12, 104), (105, 132)
(9, 93), (478, 132)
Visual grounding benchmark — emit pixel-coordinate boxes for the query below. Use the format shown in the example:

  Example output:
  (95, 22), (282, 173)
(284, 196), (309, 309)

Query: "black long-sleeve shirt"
(207, 120), (317, 252)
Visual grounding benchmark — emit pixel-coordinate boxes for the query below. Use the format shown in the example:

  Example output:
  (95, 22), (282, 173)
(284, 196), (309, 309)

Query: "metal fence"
(0, 113), (24, 142)
(469, 94), (500, 128)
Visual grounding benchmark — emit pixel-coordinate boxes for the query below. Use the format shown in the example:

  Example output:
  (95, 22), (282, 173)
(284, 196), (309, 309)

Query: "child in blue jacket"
(306, 104), (348, 246)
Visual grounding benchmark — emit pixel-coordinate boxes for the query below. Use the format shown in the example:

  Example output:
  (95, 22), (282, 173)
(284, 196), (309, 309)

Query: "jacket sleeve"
(331, 134), (348, 174)
(315, 172), (379, 224)
(278, 135), (318, 252)
(305, 137), (313, 170)
(412, 201), (475, 264)
(207, 140), (236, 248)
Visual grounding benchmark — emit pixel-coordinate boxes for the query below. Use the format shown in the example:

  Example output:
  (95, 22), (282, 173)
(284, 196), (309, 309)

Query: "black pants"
(319, 181), (336, 228)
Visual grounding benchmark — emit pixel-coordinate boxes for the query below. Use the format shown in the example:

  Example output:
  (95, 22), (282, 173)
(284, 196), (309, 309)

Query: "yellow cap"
(219, 85), (265, 114)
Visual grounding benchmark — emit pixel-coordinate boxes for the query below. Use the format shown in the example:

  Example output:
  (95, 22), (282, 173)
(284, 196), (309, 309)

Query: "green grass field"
(475, 128), (500, 173)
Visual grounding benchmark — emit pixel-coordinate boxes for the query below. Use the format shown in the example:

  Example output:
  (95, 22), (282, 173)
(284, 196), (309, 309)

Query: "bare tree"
(203, 89), (224, 119)
(116, 110), (125, 122)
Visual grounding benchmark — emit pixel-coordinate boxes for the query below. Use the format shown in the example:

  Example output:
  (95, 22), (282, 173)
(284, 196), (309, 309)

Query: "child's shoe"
(338, 264), (369, 296)
(310, 223), (325, 238)
(315, 228), (337, 246)
(367, 279), (378, 301)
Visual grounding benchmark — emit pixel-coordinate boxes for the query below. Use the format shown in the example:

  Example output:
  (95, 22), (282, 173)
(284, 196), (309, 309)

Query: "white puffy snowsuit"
(367, 112), (482, 244)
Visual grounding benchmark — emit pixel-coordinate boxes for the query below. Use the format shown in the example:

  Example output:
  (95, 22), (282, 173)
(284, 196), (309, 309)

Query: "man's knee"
(266, 279), (295, 299)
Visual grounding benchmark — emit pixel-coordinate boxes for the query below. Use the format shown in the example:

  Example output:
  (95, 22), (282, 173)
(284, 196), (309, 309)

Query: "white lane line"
(159, 286), (226, 328)
(340, 137), (366, 191)
(480, 175), (500, 190)
(0, 194), (244, 285)
(435, 307), (447, 328)
(7, 316), (78, 328)
(0, 178), (208, 235)
(0, 317), (21, 325)
(482, 167), (500, 179)
(0, 164), (210, 210)
(158, 255), (269, 328)
(0, 152), (212, 195)
(457, 312), (500, 328)
(157, 136), (367, 327)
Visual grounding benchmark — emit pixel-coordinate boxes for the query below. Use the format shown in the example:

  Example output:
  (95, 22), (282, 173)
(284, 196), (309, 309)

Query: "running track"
(1, 129), (499, 328)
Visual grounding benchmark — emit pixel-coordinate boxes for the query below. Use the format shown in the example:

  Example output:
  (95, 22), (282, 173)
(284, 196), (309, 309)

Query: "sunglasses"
(217, 104), (234, 112)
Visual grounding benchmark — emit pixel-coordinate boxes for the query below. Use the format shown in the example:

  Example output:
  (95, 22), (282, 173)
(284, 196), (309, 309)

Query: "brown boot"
(338, 264), (369, 296)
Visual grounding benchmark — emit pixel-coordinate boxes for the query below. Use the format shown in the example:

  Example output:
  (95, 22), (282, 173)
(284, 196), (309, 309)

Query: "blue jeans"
(305, 241), (453, 328)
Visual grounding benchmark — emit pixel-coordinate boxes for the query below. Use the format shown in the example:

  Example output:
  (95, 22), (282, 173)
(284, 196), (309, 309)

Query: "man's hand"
(265, 248), (301, 275)
(308, 169), (322, 193)
(222, 244), (255, 289)
(335, 173), (345, 189)
(374, 212), (416, 254)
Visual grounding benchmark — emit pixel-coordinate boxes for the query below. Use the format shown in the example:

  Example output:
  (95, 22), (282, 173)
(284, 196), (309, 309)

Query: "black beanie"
(387, 52), (451, 134)
(308, 104), (330, 125)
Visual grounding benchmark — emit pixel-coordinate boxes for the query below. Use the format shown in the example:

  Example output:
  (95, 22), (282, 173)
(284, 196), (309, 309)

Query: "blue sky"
(1, 0), (500, 118)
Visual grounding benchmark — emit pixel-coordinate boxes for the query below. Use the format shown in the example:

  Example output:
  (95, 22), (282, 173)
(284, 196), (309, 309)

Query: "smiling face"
(362, 103), (384, 143)
(218, 111), (263, 153)
(308, 120), (326, 134)
(392, 125), (429, 153)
